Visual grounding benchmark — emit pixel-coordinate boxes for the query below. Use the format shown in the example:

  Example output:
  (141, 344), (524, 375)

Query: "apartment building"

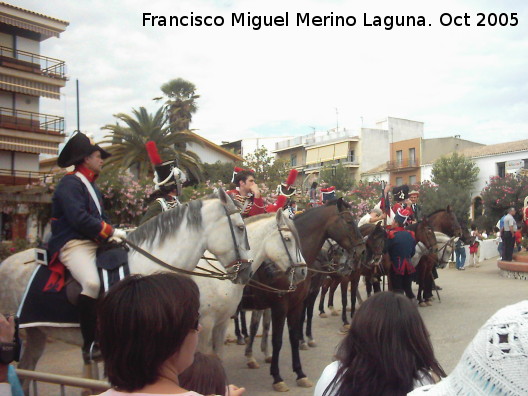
(0, 3), (68, 240)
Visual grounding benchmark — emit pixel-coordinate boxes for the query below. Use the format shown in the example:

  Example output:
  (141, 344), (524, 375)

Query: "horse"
(194, 209), (306, 358)
(321, 219), (436, 326)
(0, 189), (252, 387)
(240, 198), (366, 392)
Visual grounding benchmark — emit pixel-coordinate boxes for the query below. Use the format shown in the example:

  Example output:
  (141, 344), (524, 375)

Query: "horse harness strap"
(277, 225), (306, 291)
(223, 206), (252, 272)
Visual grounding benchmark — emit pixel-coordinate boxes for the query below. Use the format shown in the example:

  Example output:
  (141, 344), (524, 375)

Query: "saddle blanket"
(17, 265), (79, 329)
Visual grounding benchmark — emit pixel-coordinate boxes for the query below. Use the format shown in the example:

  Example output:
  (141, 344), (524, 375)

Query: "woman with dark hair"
(309, 182), (319, 206)
(314, 292), (445, 396)
(96, 273), (244, 396)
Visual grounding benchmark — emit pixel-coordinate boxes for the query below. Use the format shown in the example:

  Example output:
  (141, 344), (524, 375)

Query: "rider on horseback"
(227, 168), (266, 218)
(47, 131), (126, 360)
(140, 141), (187, 225)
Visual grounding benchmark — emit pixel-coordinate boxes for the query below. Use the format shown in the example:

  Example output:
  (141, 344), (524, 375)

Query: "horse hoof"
(299, 342), (309, 350)
(343, 324), (350, 329)
(273, 381), (289, 392)
(331, 310), (339, 316)
(308, 340), (317, 347)
(237, 338), (246, 345)
(346, 307), (351, 312)
(419, 302), (428, 307)
(296, 377), (314, 388)
(247, 358), (260, 369)
(338, 325), (349, 334)
(265, 356), (272, 363)
(319, 312), (328, 318)
(426, 301), (433, 306)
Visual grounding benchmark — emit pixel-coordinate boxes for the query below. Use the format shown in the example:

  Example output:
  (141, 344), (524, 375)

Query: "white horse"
(0, 189), (251, 378)
(194, 210), (306, 358)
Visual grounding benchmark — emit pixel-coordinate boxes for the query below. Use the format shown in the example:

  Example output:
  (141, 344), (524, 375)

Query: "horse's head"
(414, 218), (437, 253)
(262, 209), (307, 286)
(326, 198), (366, 268)
(204, 188), (252, 284)
(362, 222), (387, 271)
(445, 206), (463, 237)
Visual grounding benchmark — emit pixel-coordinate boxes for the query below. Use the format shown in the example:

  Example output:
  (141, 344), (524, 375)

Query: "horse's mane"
(129, 199), (203, 247)
(427, 209), (448, 217)
(294, 198), (343, 221)
(245, 212), (274, 225)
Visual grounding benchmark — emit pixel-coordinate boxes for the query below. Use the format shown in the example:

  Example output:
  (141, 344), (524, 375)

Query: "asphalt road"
(22, 255), (527, 395)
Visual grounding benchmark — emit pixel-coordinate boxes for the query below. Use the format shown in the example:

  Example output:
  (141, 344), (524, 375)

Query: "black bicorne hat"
(154, 160), (187, 194)
(57, 131), (110, 168)
(277, 183), (296, 197)
(392, 185), (409, 202)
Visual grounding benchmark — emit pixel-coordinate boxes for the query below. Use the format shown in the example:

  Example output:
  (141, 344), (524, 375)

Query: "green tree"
(203, 161), (241, 185)
(243, 147), (290, 188)
(101, 106), (203, 181)
(419, 181), (472, 223)
(156, 78), (199, 133)
(431, 152), (479, 188)
(319, 163), (354, 191)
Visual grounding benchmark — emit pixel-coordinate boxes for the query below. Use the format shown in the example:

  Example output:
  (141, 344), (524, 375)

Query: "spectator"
(314, 292), (445, 396)
(358, 207), (386, 227)
(502, 207), (517, 261)
(409, 300), (528, 395)
(494, 226), (503, 259)
(454, 237), (466, 270)
(309, 182), (319, 206)
(96, 273), (244, 396)
(0, 314), (23, 396)
(179, 352), (244, 396)
(468, 225), (482, 268)
(515, 226), (522, 253)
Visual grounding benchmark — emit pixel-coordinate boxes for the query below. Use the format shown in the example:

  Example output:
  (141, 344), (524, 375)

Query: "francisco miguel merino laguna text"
(142, 12), (429, 31)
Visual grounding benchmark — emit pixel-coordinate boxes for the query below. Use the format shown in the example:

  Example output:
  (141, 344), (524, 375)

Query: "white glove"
(109, 228), (127, 243)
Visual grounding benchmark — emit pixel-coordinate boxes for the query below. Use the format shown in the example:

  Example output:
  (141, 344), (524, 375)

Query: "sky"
(12, 0), (528, 146)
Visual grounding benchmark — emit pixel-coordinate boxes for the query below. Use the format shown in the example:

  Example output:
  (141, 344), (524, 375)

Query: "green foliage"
(97, 169), (155, 227)
(158, 78), (199, 133)
(419, 180), (472, 223)
(0, 238), (36, 261)
(244, 147), (290, 188)
(319, 163), (354, 191)
(100, 106), (204, 182)
(203, 161), (241, 186)
(480, 173), (528, 229)
(431, 152), (479, 189)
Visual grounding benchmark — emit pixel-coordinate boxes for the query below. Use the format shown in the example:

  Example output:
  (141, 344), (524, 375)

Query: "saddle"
(18, 243), (130, 328)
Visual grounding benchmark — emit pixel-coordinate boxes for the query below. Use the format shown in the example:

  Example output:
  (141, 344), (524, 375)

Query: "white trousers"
(59, 239), (100, 298)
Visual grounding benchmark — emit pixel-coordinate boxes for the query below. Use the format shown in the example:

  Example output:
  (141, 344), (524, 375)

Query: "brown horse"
(319, 222), (387, 327)
(239, 198), (366, 392)
(322, 219), (436, 325)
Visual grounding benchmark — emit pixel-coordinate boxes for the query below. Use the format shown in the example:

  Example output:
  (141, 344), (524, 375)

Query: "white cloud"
(13, 0), (528, 146)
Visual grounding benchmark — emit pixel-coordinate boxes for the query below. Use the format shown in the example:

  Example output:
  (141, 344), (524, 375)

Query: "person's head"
(325, 292), (444, 396)
(508, 207), (516, 215)
(234, 170), (256, 193)
(393, 207), (411, 227)
(409, 300), (528, 396)
(98, 273), (200, 392)
(409, 190), (420, 204)
(290, 200), (297, 208)
(311, 182), (318, 189)
(370, 208), (383, 218)
(82, 150), (104, 174)
(57, 131), (110, 172)
(179, 352), (228, 396)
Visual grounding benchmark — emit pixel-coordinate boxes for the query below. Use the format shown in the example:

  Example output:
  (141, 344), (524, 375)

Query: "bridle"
(123, 207), (252, 281)
(436, 236), (456, 268)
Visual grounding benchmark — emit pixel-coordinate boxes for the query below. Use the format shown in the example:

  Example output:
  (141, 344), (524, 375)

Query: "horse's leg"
(245, 310), (263, 369)
(19, 327), (47, 394)
(233, 309), (243, 344)
(261, 308), (272, 363)
(197, 316), (215, 354)
(304, 286), (319, 347)
(349, 271), (361, 321)
(328, 278), (339, 316)
(365, 273), (373, 297)
(318, 279), (329, 317)
(270, 305), (289, 391)
(212, 318), (230, 359)
(299, 296), (308, 350)
(240, 309), (249, 339)
(287, 305), (313, 388)
(340, 278), (349, 326)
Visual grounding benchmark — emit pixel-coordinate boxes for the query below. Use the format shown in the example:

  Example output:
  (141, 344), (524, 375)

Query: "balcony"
(305, 155), (360, 171)
(305, 130), (359, 147)
(275, 136), (308, 151)
(0, 168), (54, 186)
(0, 107), (64, 135)
(0, 46), (66, 80)
(387, 158), (420, 171)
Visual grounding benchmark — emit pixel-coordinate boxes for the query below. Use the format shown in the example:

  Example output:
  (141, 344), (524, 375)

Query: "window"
(409, 175), (416, 185)
(409, 148), (416, 166)
(396, 177), (403, 186)
(290, 154), (297, 167)
(497, 162), (505, 177)
(396, 150), (403, 166)
(349, 150), (355, 163)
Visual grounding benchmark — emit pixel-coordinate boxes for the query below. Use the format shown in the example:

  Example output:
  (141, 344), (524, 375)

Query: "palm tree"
(156, 78), (200, 133)
(101, 106), (203, 181)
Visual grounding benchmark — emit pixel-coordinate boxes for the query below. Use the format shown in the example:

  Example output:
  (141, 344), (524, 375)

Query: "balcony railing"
(0, 107), (64, 135)
(305, 155), (360, 171)
(305, 130), (359, 146)
(275, 136), (307, 151)
(0, 46), (66, 79)
(387, 158), (420, 170)
(0, 168), (55, 186)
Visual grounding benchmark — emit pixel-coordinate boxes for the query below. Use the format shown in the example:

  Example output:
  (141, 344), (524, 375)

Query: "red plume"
(285, 169), (298, 186)
(234, 166), (244, 173)
(145, 141), (162, 165)
(266, 195), (287, 213)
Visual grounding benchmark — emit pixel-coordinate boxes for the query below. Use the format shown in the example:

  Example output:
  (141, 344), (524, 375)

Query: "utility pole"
(335, 108), (339, 132)
(76, 79), (80, 132)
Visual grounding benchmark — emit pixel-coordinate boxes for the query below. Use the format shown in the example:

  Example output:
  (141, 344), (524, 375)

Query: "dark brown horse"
(319, 222), (387, 327)
(239, 198), (366, 391)
(322, 219), (436, 325)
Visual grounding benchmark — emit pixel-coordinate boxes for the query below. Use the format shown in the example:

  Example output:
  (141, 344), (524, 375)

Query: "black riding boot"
(78, 294), (100, 362)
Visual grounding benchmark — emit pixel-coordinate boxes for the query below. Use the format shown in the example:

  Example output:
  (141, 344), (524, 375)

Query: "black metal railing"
(387, 158), (420, 170)
(0, 107), (64, 134)
(0, 45), (66, 79)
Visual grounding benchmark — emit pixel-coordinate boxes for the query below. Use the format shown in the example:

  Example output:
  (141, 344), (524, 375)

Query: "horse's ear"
(275, 208), (285, 226)
(218, 188), (238, 213)
(337, 197), (347, 212)
(446, 205), (451, 213)
(375, 222), (382, 230)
